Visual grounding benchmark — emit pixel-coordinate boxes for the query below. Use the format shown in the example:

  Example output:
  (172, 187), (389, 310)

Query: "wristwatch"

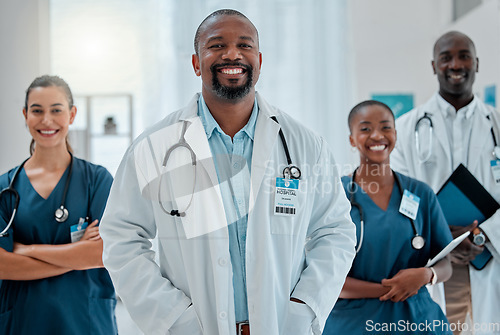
(429, 267), (438, 285)
(472, 227), (486, 246)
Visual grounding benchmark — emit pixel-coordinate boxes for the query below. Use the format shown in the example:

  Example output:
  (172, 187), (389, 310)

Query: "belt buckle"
(237, 321), (249, 335)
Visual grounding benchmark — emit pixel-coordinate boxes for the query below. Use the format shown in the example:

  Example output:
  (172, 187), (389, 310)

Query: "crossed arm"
(0, 220), (104, 281)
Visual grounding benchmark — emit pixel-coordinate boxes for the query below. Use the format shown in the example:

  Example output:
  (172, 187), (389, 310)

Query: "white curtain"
(51, 0), (355, 168)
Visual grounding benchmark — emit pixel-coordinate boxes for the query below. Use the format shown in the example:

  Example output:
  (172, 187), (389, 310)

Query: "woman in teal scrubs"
(324, 101), (453, 335)
(0, 75), (117, 334)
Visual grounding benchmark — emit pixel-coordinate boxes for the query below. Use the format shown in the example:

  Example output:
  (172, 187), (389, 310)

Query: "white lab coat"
(100, 93), (356, 335)
(392, 93), (500, 334)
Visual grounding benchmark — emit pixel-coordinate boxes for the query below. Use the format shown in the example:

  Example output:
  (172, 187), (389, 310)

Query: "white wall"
(0, 0), (50, 175)
(350, 0), (452, 106)
(446, 0), (500, 101)
(350, 0), (500, 108)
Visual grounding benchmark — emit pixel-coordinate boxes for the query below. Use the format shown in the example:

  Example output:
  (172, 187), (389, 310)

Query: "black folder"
(436, 164), (499, 270)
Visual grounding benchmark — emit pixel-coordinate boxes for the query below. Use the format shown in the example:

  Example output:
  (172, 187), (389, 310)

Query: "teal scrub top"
(324, 172), (453, 335)
(0, 157), (117, 335)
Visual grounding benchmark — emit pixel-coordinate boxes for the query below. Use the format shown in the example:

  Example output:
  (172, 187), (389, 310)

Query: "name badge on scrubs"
(399, 190), (420, 220)
(490, 160), (500, 184)
(70, 217), (88, 243)
(274, 177), (299, 216)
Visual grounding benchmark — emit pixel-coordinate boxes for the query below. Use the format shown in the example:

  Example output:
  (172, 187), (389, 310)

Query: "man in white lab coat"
(100, 9), (356, 335)
(392, 31), (500, 335)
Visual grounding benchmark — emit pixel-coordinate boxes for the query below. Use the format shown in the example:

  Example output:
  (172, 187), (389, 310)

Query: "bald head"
(433, 31), (476, 60)
(194, 9), (259, 55)
(432, 31), (478, 109)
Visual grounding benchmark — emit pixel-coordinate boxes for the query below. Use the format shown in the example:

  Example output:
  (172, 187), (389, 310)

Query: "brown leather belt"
(237, 321), (250, 335)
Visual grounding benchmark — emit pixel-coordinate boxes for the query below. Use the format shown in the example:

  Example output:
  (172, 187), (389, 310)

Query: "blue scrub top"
(324, 172), (453, 335)
(0, 157), (117, 335)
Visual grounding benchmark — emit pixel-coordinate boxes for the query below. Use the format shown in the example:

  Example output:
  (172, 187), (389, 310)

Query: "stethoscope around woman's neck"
(0, 154), (73, 237)
(348, 169), (425, 253)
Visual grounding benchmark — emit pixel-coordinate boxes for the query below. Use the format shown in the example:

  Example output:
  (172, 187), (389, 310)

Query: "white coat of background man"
(392, 31), (500, 335)
(100, 9), (356, 335)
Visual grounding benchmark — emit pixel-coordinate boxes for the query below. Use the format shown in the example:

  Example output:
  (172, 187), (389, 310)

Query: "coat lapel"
(468, 103), (492, 173)
(424, 96), (452, 169)
(177, 94), (228, 238)
(249, 93), (280, 211)
(177, 94), (220, 191)
(177, 93), (282, 231)
(183, 117), (221, 194)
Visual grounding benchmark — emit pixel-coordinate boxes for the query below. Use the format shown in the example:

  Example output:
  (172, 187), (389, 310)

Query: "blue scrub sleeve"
(88, 167), (113, 223)
(0, 173), (15, 252)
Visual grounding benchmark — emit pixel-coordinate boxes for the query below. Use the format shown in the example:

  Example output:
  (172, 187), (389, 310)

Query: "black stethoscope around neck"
(0, 154), (73, 237)
(348, 169), (425, 253)
(159, 116), (301, 217)
(271, 116), (301, 179)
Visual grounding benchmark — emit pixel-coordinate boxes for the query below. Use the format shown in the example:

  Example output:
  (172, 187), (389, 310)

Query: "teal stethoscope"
(415, 112), (500, 163)
(348, 169), (425, 253)
(0, 155), (73, 237)
(159, 117), (301, 217)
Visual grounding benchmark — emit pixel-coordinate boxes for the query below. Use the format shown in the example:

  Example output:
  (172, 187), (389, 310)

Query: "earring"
(351, 146), (357, 153)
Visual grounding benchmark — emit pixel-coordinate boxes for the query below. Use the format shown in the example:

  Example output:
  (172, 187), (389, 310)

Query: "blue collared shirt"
(197, 95), (258, 322)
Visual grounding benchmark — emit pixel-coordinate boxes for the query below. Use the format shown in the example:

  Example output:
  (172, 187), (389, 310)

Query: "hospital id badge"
(70, 217), (89, 243)
(399, 190), (420, 220)
(490, 160), (500, 184)
(274, 177), (299, 216)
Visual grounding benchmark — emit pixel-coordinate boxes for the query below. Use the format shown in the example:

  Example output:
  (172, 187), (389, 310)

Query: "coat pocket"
(281, 300), (314, 335)
(169, 304), (203, 335)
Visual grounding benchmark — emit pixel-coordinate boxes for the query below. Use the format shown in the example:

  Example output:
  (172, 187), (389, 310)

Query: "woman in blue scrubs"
(0, 75), (117, 334)
(324, 100), (453, 335)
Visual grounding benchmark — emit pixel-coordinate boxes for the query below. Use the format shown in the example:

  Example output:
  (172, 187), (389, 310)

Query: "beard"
(210, 63), (253, 100)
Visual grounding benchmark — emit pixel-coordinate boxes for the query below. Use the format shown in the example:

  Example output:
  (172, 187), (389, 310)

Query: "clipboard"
(426, 231), (470, 267)
(436, 164), (499, 270)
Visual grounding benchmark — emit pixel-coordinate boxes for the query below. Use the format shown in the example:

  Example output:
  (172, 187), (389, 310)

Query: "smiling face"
(192, 14), (262, 102)
(23, 86), (76, 152)
(432, 32), (478, 101)
(349, 104), (396, 165)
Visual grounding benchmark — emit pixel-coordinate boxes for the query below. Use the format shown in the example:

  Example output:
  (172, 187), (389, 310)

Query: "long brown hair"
(25, 75), (74, 155)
